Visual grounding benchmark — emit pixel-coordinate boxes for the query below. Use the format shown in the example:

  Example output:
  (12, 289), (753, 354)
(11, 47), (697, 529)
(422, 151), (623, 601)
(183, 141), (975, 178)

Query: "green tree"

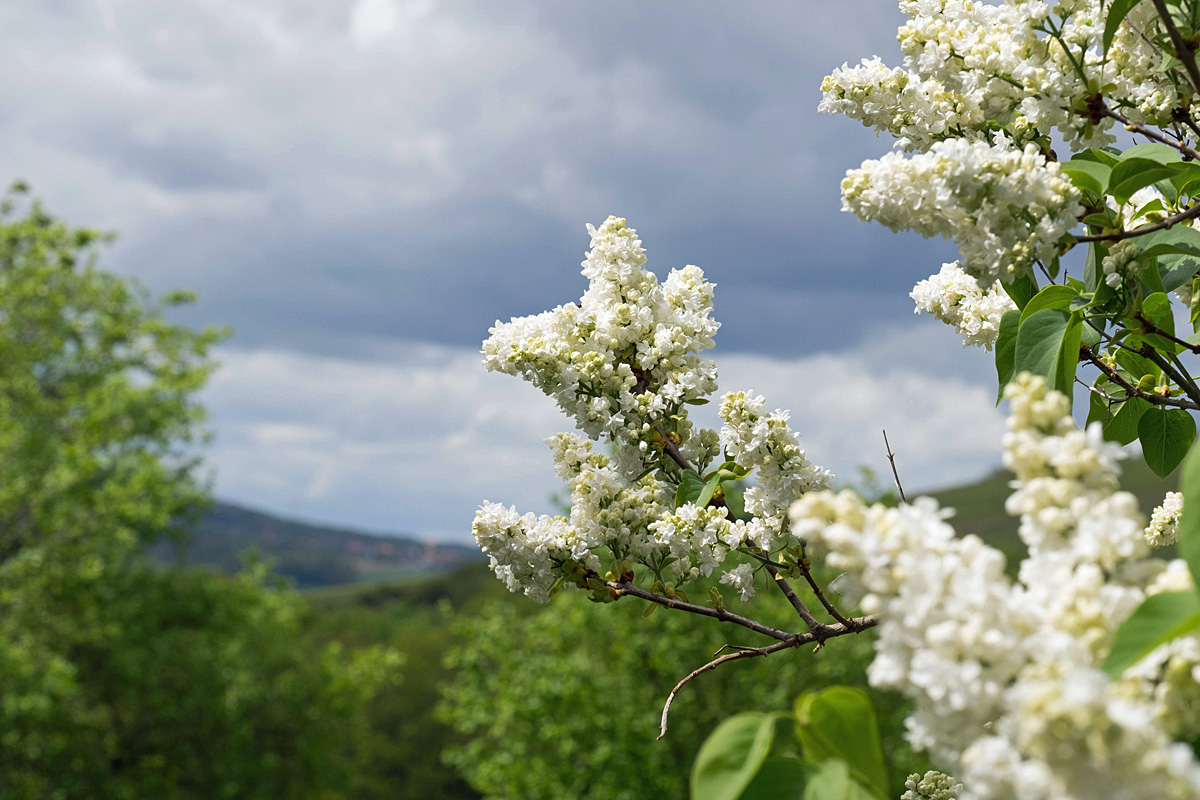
(439, 579), (924, 800)
(0, 546), (399, 799)
(0, 187), (400, 798)
(0, 184), (221, 561)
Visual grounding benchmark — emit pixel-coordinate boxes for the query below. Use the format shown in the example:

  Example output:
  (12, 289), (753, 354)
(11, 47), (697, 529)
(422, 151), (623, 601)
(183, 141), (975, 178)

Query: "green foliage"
(800, 759), (877, 800)
(0, 189), (401, 797)
(691, 713), (779, 800)
(1013, 308), (1082, 400)
(1138, 406), (1196, 477)
(995, 310), (1020, 403)
(440, 580), (921, 800)
(691, 686), (890, 800)
(993, 146), (1200, 478)
(794, 688), (888, 797)
(0, 540), (400, 799)
(302, 565), (503, 800)
(1103, 591), (1200, 678)
(0, 186), (225, 562)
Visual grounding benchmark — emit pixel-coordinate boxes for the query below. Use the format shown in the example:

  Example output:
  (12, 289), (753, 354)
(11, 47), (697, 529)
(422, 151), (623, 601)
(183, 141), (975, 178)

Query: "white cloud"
(202, 327), (1007, 543)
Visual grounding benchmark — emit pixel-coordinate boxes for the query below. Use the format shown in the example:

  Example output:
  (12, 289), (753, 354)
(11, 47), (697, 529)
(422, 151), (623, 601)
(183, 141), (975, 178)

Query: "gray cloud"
(0, 0), (941, 360)
(0, 0), (1013, 534)
(204, 326), (1008, 543)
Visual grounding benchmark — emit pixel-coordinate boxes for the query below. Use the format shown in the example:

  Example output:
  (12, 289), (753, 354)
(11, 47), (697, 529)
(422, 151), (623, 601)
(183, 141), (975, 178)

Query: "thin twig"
(1135, 311), (1200, 354)
(1101, 107), (1200, 161)
(1137, 343), (1200, 407)
(797, 562), (853, 627)
(609, 580), (793, 642)
(1080, 343), (1200, 409)
(1078, 375), (1122, 403)
(762, 562), (826, 633)
(1149, 0), (1200, 95)
(657, 615), (879, 739)
(882, 430), (908, 504)
(1074, 200), (1200, 242)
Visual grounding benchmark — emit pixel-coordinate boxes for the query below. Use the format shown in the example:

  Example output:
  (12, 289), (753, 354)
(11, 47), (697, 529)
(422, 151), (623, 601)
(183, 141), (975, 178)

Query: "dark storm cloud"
(0, 0), (941, 360)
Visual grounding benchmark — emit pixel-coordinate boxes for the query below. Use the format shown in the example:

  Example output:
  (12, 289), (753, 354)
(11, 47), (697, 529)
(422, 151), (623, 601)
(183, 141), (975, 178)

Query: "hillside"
(155, 501), (480, 588)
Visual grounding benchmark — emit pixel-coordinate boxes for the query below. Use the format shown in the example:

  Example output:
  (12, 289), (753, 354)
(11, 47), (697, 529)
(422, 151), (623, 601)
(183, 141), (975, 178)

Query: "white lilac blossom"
(1101, 240), (1144, 289)
(472, 502), (597, 603)
(840, 139), (1082, 284)
(824, 1), (1181, 153)
(902, 771), (963, 800)
(719, 562), (757, 602)
(1146, 492), (1184, 548)
(823, 0), (1194, 292)
(482, 216), (720, 452)
(910, 262), (1016, 349)
(718, 390), (832, 551)
(474, 218), (833, 601)
(819, 57), (982, 151)
(791, 374), (1200, 798)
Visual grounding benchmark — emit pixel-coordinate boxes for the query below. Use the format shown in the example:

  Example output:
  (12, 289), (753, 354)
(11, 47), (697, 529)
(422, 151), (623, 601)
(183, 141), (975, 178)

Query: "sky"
(0, 0), (1012, 542)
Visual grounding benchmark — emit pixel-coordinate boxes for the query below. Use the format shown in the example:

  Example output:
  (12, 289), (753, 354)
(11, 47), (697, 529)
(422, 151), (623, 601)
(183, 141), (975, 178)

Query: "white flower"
(720, 562), (757, 602)
(911, 262), (1016, 349)
(902, 770), (962, 800)
(476, 218), (833, 598)
(841, 140), (1082, 284)
(1146, 492), (1184, 548)
(483, 216), (719, 449)
(792, 372), (1200, 797)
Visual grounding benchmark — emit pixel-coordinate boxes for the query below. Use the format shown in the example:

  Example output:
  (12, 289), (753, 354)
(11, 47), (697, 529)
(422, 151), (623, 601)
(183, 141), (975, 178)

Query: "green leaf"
(1131, 227), (1200, 295)
(1104, 396), (1152, 446)
(1109, 158), (1186, 204)
(1177, 440), (1200, 591)
(1141, 291), (1177, 352)
(697, 474), (721, 508)
(725, 487), (746, 518)
(801, 760), (879, 800)
(739, 758), (809, 800)
(1141, 257), (1168, 295)
(1079, 147), (1122, 167)
(1134, 225), (1200, 262)
(1115, 347), (1161, 380)
(1120, 141), (1182, 165)
(1061, 158), (1111, 196)
(1171, 162), (1200, 195)
(794, 687), (888, 799)
(1001, 274), (1039, 310)
(676, 470), (706, 509)
(1087, 388), (1108, 429)
(691, 712), (777, 800)
(1019, 285), (1079, 326)
(1084, 242), (1106, 293)
(1103, 0), (1142, 53)
(1014, 309), (1082, 400)
(1103, 592), (1200, 678)
(995, 309), (1020, 404)
(1163, 255), (1200, 295)
(1139, 407), (1197, 478)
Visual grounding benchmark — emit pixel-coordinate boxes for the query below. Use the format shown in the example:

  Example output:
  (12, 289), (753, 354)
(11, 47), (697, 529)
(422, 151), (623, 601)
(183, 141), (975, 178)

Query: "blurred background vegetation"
(0, 186), (1179, 797)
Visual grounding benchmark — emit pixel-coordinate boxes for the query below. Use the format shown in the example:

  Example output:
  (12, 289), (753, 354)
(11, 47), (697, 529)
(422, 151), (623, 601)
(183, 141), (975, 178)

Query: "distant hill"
(164, 456), (1175, 590)
(154, 502), (480, 589)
